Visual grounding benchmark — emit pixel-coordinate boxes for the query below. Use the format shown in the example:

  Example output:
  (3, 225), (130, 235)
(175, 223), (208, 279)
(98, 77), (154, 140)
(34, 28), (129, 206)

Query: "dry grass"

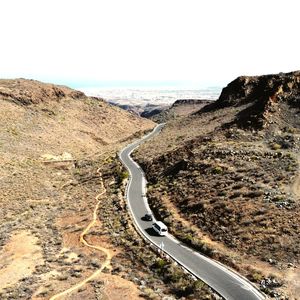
(0, 78), (155, 299)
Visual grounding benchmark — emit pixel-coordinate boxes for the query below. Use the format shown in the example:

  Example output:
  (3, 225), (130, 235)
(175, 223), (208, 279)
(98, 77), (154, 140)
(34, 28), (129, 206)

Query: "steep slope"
(0, 78), (155, 158)
(0, 78), (155, 299)
(135, 71), (300, 299)
(200, 71), (300, 130)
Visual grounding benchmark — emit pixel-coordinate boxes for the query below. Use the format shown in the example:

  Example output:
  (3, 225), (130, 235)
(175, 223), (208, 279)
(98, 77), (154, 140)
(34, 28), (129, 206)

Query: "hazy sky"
(1, 0), (299, 88)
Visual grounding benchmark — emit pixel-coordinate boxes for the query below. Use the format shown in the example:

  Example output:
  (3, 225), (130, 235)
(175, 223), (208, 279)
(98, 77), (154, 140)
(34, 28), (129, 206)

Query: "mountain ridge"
(199, 70), (300, 130)
(0, 78), (86, 106)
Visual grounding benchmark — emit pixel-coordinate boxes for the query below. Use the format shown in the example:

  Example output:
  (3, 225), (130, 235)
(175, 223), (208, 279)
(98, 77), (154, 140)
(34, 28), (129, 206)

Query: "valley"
(1, 72), (300, 299)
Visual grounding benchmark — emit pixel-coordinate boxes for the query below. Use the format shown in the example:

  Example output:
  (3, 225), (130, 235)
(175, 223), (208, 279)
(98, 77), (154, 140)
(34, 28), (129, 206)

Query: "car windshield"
(153, 224), (160, 230)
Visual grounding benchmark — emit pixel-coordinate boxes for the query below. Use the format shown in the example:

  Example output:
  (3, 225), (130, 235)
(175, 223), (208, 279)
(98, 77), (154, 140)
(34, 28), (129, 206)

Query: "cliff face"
(218, 71), (300, 107)
(201, 71), (300, 129)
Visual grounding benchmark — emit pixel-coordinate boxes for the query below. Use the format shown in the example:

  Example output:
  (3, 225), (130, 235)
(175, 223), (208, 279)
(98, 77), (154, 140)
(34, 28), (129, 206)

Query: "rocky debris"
(260, 276), (283, 298)
(269, 134), (298, 150)
(263, 190), (295, 209)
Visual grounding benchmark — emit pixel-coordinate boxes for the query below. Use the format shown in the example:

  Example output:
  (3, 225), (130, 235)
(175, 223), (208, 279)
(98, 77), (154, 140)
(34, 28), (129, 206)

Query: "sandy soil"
(0, 231), (43, 291)
(47, 172), (143, 300)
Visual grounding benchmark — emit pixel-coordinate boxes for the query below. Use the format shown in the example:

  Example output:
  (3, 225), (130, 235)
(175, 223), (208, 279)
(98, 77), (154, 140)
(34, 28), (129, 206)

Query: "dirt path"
(292, 174), (300, 198)
(49, 169), (113, 300)
(291, 156), (300, 199)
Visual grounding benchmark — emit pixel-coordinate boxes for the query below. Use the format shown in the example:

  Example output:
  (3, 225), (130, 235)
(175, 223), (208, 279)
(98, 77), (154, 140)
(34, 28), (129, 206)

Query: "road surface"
(119, 124), (265, 300)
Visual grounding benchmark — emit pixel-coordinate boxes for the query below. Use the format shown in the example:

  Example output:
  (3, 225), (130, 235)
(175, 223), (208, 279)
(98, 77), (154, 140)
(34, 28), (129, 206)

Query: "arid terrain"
(0, 79), (150, 299)
(135, 71), (300, 299)
(0, 79), (218, 300)
(2, 72), (300, 300)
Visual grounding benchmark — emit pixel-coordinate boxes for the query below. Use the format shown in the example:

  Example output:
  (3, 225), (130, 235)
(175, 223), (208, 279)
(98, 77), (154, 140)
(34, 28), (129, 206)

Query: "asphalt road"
(119, 124), (265, 300)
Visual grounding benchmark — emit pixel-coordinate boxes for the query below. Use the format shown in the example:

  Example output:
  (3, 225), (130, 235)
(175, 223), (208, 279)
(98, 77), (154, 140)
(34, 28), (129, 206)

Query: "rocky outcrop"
(218, 71), (300, 107)
(199, 71), (300, 129)
(172, 99), (211, 107)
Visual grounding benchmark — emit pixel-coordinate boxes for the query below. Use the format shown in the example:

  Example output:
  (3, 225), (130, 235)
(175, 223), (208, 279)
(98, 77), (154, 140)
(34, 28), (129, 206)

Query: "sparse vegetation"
(98, 159), (217, 299)
(134, 71), (300, 299)
(0, 79), (155, 299)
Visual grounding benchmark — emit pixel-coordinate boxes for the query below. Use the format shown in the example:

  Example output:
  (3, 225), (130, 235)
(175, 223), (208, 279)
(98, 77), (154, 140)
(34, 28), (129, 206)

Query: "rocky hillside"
(200, 71), (300, 130)
(135, 71), (300, 299)
(151, 99), (213, 122)
(0, 79), (155, 157)
(0, 79), (156, 299)
(0, 78), (85, 105)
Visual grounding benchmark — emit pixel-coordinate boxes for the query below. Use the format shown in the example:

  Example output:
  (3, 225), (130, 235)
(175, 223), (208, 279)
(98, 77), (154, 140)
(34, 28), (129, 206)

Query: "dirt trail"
(292, 175), (300, 198)
(50, 169), (113, 300)
(292, 156), (300, 199)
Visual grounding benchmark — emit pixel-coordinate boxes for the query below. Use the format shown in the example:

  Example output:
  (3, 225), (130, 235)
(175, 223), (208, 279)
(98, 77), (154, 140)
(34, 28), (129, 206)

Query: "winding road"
(119, 124), (265, 300)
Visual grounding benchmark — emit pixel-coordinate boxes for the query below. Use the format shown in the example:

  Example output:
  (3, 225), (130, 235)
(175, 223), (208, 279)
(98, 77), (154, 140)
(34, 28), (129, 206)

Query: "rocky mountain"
(200, 71), (300, 130)
(0, 78), (155, 299)
(135, 71), (300, 299)
(0, 78), (85, 105)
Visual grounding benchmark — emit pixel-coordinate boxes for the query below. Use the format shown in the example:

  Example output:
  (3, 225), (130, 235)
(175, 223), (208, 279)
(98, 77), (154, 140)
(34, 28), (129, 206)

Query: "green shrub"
(212, 166), (223, 174)
(115, 169), (129, 183)
(271, 143), (281, 150)
(154, 258), (168, 269)
(250, 272), (263, 282)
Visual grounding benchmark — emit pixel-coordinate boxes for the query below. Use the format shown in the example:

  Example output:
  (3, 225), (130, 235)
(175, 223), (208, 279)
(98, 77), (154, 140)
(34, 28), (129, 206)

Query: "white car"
(152, 221), (168, 236)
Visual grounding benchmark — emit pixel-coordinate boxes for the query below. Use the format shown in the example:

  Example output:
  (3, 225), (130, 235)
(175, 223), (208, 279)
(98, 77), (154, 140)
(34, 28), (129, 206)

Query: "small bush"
(154, 258), (168, 269)
(115, 169), (129, 183)
(248, 272), (263, 282)
(230, 191), (241, 199)
(212, 166), (223, 174)
(218, 191), (227, 196)
(245, 190), (263, 198)
(271, 143), (281, 150)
